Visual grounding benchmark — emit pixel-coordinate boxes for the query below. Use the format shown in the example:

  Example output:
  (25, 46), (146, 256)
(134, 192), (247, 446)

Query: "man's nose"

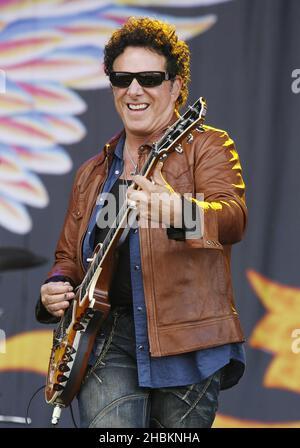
(127, 77), (144, 95)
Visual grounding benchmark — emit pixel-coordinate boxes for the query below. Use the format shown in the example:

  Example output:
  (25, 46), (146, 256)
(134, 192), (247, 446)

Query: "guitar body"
(45, 244), (114, 407)
(45, 299), (106, 406)
(45, 96), (207, 410)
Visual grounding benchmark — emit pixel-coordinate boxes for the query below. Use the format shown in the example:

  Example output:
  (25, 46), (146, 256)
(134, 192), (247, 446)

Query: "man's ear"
(171, 76), (183, 102)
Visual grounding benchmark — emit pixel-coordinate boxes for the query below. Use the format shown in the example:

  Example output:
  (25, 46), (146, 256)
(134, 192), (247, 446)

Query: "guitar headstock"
(152, 96), (207, 158)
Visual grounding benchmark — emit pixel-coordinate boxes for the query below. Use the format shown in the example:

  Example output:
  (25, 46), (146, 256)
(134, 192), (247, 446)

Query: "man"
(36, 17), (247, 428)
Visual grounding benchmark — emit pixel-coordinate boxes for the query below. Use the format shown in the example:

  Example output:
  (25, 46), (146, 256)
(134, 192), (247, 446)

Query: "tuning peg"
(57, 374), (68, 383)
(81, 318), (89, 325)
(175, 144), (183, 153)
(62, 354), (71, 363)
(159, 153), (168, 161)
(186, 133), (193, 143)
(195, 126), (204, 133)
(65, 346), (73, 354)
(58, 363), (70, 373)
(73, 322), (84, 331)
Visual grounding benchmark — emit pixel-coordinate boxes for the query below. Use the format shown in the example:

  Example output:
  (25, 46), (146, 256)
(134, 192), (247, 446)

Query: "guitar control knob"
(58, 363), (70, 373)
(53, 383), (64, 391)
(186, 133), (193, 143)
(66, 345), (76, 354)
(62, 354), (71, 363)
(57, 374), (68, 383)
(175, 144), (183, 153)
(73, 322), (84, 331)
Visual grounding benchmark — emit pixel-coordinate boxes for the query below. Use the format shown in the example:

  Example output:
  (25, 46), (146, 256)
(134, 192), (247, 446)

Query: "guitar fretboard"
(80, 97), (207, 300)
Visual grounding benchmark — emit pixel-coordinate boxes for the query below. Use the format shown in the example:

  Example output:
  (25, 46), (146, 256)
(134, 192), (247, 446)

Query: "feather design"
(0, 0), (230, 233)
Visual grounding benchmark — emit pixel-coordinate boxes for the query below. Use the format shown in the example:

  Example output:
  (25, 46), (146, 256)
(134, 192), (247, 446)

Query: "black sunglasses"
(109, 71), (175, 88)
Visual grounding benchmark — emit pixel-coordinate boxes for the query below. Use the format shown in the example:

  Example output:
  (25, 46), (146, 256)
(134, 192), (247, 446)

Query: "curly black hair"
(103, 17), (190, 109)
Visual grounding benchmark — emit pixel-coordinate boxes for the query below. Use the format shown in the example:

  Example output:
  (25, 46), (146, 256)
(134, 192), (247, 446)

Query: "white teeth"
(128, 103), (148, 110)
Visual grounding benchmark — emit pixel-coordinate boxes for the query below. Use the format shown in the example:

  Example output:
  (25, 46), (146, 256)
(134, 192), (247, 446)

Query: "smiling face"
(111, 46), (182, 141)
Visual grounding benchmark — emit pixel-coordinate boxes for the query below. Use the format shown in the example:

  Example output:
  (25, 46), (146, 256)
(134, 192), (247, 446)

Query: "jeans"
(77, 307), (221, 428)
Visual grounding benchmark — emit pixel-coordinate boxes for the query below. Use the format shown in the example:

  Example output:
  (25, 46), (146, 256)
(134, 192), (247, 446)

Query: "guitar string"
(81, 155), (144, 296)
(80, 108), (201, 296)
(82, 120), (193, 293)
(50, 102), (204, 397)
(49, 103), (202, 352)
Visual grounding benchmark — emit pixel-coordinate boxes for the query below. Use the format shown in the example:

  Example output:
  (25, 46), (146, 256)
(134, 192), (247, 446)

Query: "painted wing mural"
(247, 270), (300, 396)
(0, 0), (231, 234)
(213, 270), (300, 428)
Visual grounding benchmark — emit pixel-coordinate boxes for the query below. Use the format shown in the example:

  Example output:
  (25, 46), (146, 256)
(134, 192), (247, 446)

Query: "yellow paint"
(214, 414), (300, 428)
(0, 271), (298, 428)
(223, 138), (235, 148)
(247, 269), (300, 395)
(0, 330), (52, 375)
(192, 199), (223, 211)
(232, 173), (245, 189)
(229, 149), (242, 170)
(159, 170), (176, 195)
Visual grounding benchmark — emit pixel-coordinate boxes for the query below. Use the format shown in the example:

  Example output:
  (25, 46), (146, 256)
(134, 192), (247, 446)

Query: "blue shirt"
(83, 135), (245, 389)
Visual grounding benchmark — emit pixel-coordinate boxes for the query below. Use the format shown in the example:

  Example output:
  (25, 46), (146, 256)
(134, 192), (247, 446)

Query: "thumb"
(152, 161), (166, 187)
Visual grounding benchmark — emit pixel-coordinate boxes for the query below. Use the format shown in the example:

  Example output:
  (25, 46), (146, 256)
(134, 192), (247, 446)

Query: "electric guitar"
(45, 96), (207, 418)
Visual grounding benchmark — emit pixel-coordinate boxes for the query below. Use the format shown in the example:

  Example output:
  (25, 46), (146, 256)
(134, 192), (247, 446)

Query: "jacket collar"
(102, 110), (180, 159)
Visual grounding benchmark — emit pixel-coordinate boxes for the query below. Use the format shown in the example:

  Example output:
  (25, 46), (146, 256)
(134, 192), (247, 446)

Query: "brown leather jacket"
(42, 124), (247, 357)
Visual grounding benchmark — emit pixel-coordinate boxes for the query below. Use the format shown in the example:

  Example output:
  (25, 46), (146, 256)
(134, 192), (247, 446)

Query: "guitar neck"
(79, 151), (157, 299)
(80, 96), (207, 299)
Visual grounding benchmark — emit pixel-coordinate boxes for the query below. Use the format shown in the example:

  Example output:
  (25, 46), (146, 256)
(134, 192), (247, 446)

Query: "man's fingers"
(151, 162), (166, 187)
(127, 189), (148, 204)
(48, 300), (70, 312)
(43, 291), (74, 305)
(45, 297), (71, 318)
(132, 175), (156, 193)
(52, 309), (65, 318)
(40, 281), (75, 318)
(132, 164), (169, 194)
(41, 283), (75, 319)
(41, 281), (73, 295)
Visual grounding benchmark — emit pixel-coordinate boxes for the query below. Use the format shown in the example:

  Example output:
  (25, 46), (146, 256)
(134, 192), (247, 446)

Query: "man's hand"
(127, 162), (182, 227)
(40, 281), (75, 318)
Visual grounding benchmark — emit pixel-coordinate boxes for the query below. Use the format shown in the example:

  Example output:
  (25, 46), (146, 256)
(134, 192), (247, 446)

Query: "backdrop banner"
(0, 0), (299, 428)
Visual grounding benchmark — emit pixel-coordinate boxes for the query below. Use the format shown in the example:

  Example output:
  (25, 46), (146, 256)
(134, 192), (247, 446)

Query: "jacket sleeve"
(35, 275), (76, 324)
(185, 128), (247, 248)
(35, 161), (91, 324)
(35, 162), (87, 324)
(45, 164), (87, 285)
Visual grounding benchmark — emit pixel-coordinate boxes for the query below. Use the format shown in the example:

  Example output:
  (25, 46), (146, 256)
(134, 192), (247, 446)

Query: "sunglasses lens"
(110, 72), (133, 87)
(110, 72), (170, 88)
(137, 72), (165, 87)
